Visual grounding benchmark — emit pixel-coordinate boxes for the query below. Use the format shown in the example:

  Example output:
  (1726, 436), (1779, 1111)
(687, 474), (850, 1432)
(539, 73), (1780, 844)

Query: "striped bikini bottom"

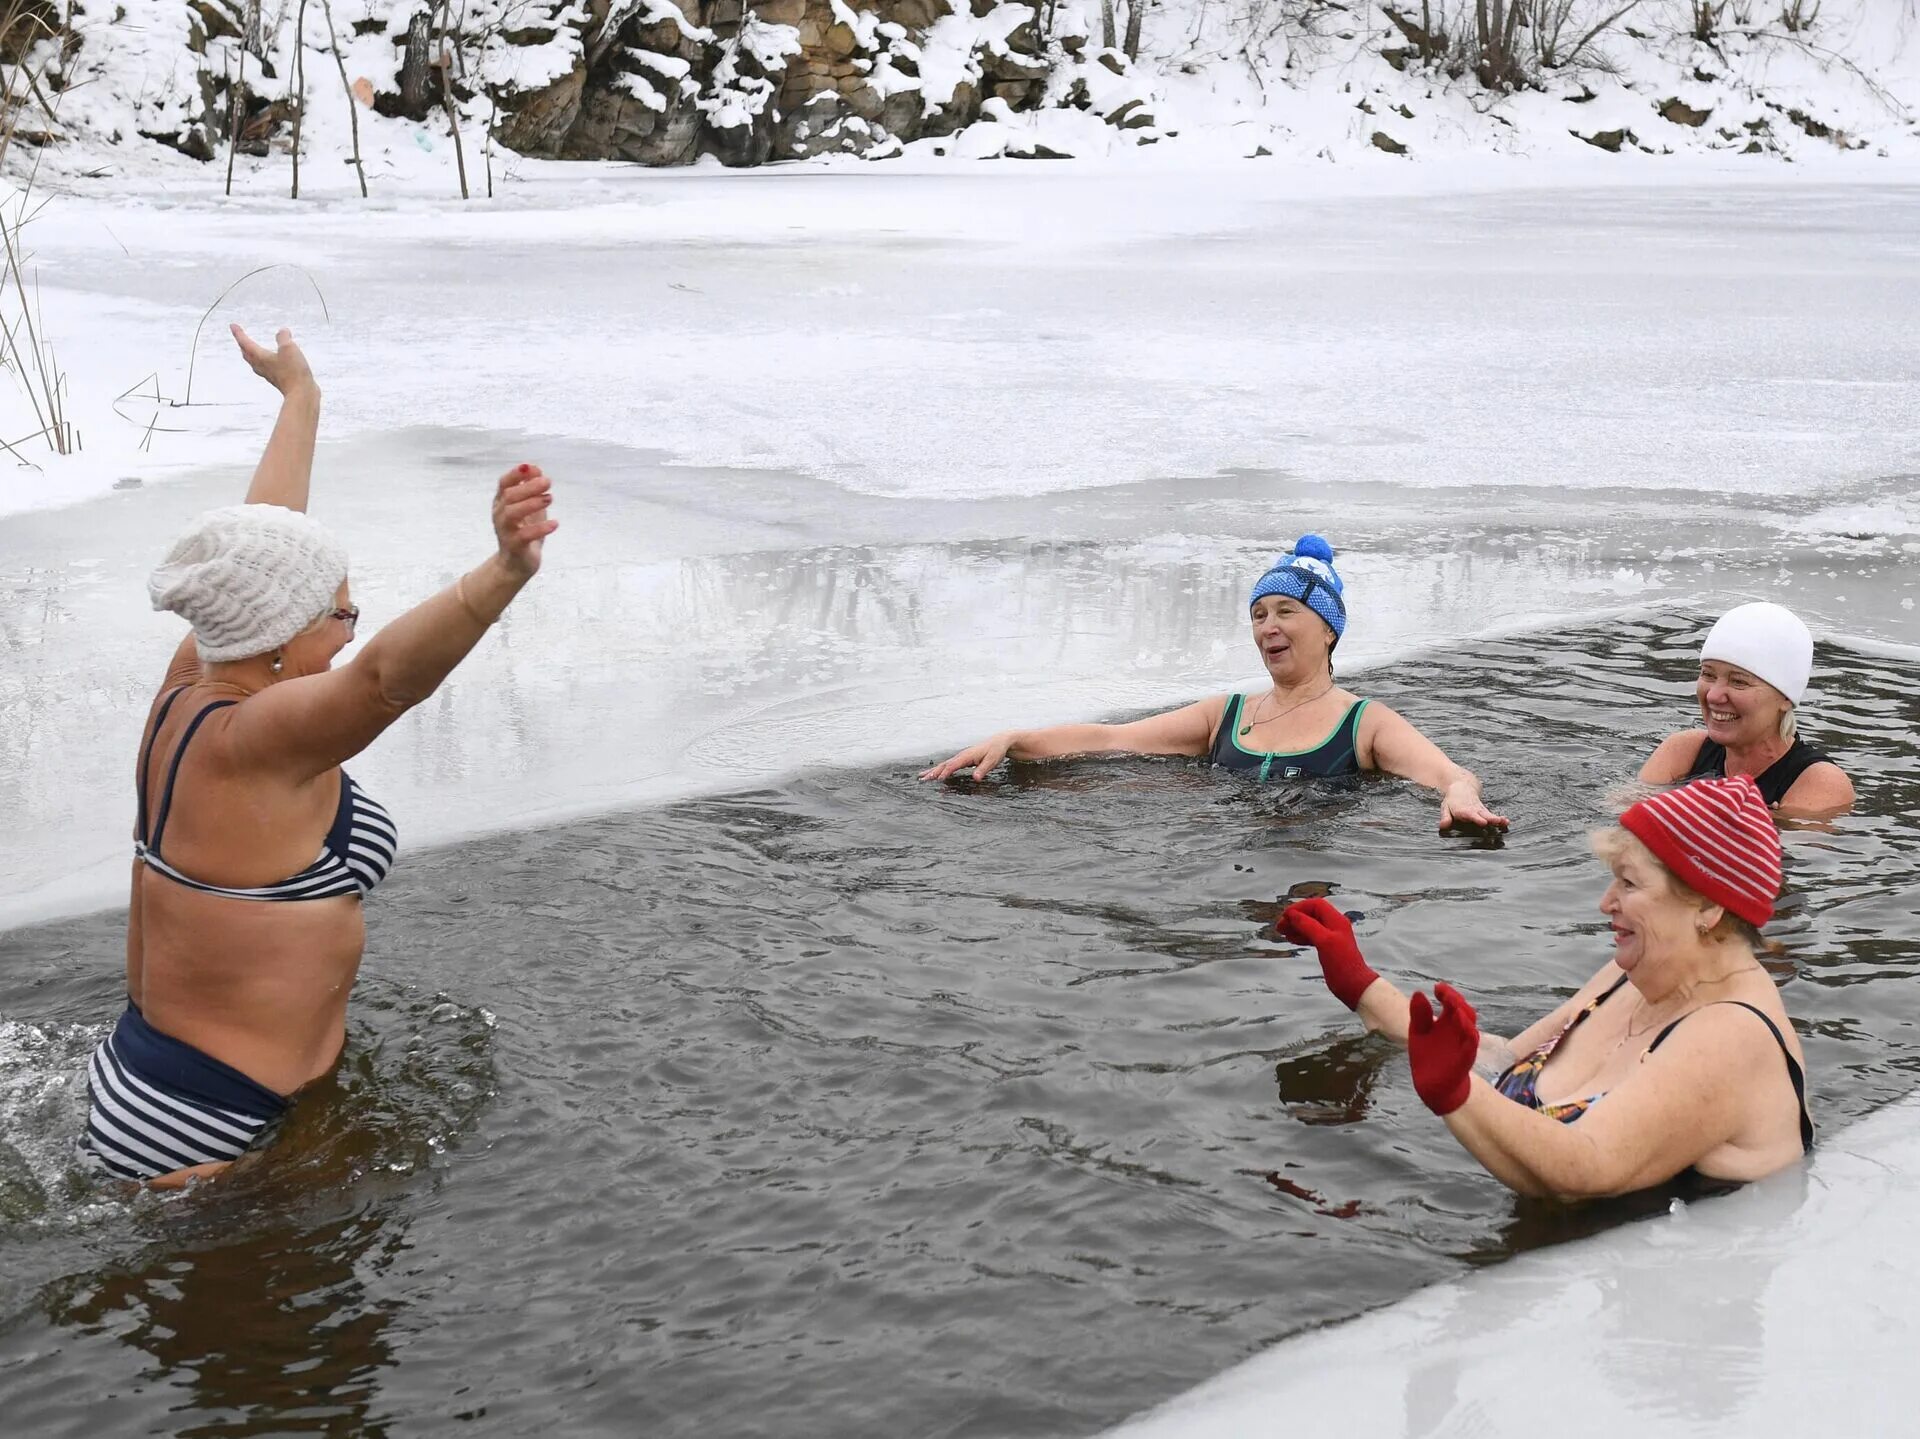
(82, 1003), (287, 1182)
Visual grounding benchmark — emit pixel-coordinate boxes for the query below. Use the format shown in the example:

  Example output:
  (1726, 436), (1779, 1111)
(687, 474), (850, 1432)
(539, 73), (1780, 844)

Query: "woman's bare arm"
(227, 465), (556, 779)
(919, 696), (1225, 782)
(150, 326), (318, 687)
(233, 326), (320, 513)
(1438, 1005), (1768, 1198)
(1358, 703), (1508, 831)
(1777, 762), (1854, 820)
(1348, 977), (1518, 1075)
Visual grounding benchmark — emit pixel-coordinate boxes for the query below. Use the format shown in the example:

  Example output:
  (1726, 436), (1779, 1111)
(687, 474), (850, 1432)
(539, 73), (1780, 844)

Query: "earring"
(271, 652), (284, 676)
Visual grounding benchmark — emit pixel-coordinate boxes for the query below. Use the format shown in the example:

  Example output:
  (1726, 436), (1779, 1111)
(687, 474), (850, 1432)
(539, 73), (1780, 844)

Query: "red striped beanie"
(1619, 775), (1782, 927)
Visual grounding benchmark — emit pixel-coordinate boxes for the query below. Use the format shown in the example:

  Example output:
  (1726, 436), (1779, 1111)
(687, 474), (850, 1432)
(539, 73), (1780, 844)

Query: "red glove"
(1280, 898), (1380, 1011)
(1407, 982), (1479, 1117)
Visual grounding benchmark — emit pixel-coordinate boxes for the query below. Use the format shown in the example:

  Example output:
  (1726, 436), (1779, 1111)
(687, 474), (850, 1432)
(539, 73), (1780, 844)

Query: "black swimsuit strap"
(1593, 972), (1633, 1008)
(1753, 741), (1831, 805)
(1212, 693), (1242, 754)
(135, 687), (192, 845)
(1332, 697), (1366, 749)
(146, 700), (238, 856)
(1553, 972), (1634, 1043)
(1686, 735), (1725, 781)
(1649, 1001), (1814, 1153)
(1688, 735), (1832, 806)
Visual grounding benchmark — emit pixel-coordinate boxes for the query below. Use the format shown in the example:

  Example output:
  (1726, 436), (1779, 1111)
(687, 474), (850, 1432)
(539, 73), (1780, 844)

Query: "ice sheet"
(1107, 1094), (1920, 1436)
(10, 176), (1920, 517)
(4, 179), (1917, 929)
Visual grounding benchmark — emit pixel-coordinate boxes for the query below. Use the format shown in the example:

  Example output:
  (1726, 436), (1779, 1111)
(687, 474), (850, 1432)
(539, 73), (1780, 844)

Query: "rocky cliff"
(495, 0), (1063, 164)
(42, 0), (1920, 175)
(79, 0), (1138, 170)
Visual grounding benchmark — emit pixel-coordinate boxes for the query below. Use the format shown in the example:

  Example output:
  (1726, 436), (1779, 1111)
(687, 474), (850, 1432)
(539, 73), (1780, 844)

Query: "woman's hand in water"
(920, 732), (1022, 783)
(1439, 780), (1509, 834)
(1280, 898), (1381, 1011)
(1407, 982), (1479, 1116)
(230, 324), (317, 399)
(494, 463), (558, 579)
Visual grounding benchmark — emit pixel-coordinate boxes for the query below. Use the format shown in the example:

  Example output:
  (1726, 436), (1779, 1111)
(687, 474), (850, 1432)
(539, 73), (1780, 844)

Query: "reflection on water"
(0, 615), (1915, 1438)
(0, 984), (495, 1437)
(45, 1216), (402, 1437)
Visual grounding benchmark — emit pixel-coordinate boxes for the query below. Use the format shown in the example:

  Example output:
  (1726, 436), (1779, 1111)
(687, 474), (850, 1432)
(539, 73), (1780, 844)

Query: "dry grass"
(0, 0), (77, 460)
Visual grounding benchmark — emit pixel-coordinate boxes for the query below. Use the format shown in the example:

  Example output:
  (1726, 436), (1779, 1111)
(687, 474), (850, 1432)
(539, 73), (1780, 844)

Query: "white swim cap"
(148, 503), (348, 662)
(1700, 602), (1813, 705)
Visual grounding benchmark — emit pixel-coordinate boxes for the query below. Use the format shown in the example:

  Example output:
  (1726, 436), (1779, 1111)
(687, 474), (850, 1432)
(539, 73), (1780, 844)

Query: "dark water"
(1, 614), (1916, 1437)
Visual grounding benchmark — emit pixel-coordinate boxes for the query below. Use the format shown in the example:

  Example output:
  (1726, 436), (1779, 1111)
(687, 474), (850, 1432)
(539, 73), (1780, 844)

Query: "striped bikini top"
(133, 686), (399, 902)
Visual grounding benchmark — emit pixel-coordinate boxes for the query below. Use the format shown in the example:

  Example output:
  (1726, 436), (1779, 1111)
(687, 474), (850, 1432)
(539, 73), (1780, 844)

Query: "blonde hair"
(1780, 706), (1798, 742)
(1590, 828), (1766, 949)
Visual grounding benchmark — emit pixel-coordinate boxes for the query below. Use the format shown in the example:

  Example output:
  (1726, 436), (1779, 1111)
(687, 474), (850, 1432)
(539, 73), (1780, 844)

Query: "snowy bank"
(17, 0), (1920, 181)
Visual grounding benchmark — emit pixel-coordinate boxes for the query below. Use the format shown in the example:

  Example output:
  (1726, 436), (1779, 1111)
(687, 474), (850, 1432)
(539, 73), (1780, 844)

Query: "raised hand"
(493, 463), (558, 579)
(919, 732), (1021, 783)
(231, 324), (317, 397)
(1279, 897), (1381, 1011)
(1407, 982), (1479, 1116)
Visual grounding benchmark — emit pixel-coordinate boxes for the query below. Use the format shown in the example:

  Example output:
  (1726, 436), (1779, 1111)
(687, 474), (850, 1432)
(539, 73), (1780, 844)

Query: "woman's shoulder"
(1777, 756), (1854, 817)
(1652, 973), (1798, 1057)
(1640, 728), (1709, 783)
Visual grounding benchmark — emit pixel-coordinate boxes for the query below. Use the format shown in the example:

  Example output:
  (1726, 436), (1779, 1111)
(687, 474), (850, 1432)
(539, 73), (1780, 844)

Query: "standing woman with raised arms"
(82, 324), (557, 1188)
(922, 535), (1507, 833)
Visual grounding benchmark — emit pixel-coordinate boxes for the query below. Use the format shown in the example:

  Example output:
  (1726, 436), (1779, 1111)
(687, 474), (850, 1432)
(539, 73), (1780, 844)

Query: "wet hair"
(1589, 827), (1768, 950)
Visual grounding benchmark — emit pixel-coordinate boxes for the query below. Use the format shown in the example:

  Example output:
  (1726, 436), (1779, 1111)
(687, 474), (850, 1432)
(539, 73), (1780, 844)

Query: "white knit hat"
(1700, 602), (1813, 705)
(149, 504), (349, 663)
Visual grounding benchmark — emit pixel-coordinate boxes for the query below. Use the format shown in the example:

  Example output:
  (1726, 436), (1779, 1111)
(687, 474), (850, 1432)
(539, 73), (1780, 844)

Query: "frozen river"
(1, 172), (1917, 1436)
(7, 172), (1917, 923)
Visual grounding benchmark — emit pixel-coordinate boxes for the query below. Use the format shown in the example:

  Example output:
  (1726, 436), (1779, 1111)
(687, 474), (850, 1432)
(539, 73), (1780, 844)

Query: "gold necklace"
(1239, 684), (1334, 736)
(1620, 963), (1759, 1043)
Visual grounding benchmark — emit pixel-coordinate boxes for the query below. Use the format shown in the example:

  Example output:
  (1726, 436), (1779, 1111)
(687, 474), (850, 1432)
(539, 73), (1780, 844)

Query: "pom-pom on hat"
(1619, 774), (1783, 928)
(1249, 534), (1347, 639)
(149, 503), (349, 663)
(1701, 602), (1813, 706)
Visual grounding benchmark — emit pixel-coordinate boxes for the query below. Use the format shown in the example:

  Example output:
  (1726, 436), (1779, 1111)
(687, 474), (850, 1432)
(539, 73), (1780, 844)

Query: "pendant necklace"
(1240, 684), (1334, 737)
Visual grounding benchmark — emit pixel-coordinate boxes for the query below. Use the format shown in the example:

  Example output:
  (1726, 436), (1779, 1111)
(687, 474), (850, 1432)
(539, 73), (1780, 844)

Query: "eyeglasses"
(329, 604), (360, 634)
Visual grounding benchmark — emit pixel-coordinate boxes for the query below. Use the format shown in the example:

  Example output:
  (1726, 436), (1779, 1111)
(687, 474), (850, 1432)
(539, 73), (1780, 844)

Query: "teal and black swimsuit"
(1208, 695), (1370, 780)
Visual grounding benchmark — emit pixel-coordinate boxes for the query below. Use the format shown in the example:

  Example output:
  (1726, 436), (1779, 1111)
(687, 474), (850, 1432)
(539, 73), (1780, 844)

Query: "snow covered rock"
(24, 0), (1920, 172)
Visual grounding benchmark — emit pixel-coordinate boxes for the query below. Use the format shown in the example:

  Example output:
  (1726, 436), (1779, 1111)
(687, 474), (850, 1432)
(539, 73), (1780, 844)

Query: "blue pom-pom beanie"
(1248, 535), (1346, 639)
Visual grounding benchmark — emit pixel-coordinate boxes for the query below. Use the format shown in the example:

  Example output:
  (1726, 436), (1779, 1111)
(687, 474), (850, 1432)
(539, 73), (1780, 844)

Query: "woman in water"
(921, 536), (1507, 833)
(1638, 601), (1853, 818)
(83, 324), (558, 1188)
(1283, 775), (1811, 1196)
